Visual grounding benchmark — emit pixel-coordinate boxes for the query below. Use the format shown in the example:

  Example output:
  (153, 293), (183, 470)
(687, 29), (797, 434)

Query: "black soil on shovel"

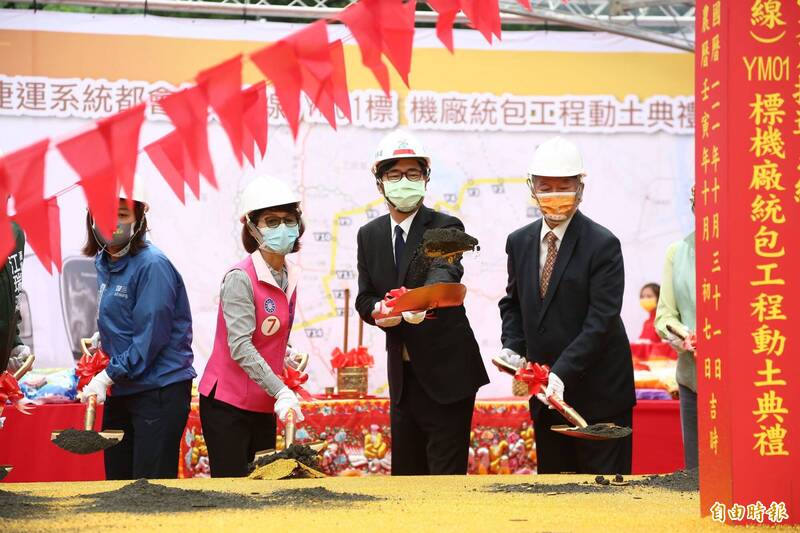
(52, 429), (118, 454)
(406, 228), (479, 286)
(421, 228), (479, 257)
(80, 479), (379, 514)
(0, 466), (11, 482)
(249, 443), (321, 471)
(574, 424), (633, 439)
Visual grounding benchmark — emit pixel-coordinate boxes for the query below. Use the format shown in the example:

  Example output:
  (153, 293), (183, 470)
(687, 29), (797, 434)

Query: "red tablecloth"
(0, 399), (683, 482)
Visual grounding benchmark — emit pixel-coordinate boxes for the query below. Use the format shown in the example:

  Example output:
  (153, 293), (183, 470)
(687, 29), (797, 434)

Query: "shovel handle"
(84, 394), (97, 431)
(547, 395), (589, 429)
(284, 408), (296, 448)
(12, 354), (35, 381)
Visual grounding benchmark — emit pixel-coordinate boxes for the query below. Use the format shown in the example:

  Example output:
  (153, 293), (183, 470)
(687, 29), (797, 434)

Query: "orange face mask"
(535, 192), (579, 222)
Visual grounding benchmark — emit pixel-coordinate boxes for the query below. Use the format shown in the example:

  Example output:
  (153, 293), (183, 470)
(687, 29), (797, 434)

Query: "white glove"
(373, 302), (401, 328)
(284, 345), (308, 372)
(89, 331), (101, 350)
(274, 386), (305, 422)
(498, 348), (526, 371)
(665, 334), (684, 352)
(7, 344), (32, 373)
(401, 310), (426, 325)
(78, 370), (114, 403)
(545, 372), (564, 408)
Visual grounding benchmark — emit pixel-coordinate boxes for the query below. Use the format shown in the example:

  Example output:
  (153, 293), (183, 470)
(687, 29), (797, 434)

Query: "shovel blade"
(0, 465), (12, 481)
(550, 423), (632, 441)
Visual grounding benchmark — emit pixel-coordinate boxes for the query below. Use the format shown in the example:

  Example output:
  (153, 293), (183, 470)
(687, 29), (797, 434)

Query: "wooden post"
(343, 288), (350, 354)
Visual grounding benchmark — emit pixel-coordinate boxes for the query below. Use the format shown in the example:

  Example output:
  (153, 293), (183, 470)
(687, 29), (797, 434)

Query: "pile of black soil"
(489, 482), (604, 495)
(421, 228), (479, 257)
(249, 443), (320, 471)
(80, 480), (380, 514)
(269, 487), (380, 504)
(629, 469), (699, 492)
(52, 429), (118, 454)
(575, 424), (632, 439)
(0, 488), (53, 519)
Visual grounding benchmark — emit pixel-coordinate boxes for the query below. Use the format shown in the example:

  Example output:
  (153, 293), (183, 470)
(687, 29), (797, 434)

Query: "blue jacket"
(96, 243), (196, 396)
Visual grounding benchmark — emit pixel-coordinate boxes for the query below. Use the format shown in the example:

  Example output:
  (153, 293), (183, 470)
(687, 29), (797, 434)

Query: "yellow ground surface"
(0, 475), (787, 532)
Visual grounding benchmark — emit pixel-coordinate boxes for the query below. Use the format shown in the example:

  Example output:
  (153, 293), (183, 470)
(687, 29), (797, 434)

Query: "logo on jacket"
(113, 285), (129, 299)
(264, 297), (277, 314)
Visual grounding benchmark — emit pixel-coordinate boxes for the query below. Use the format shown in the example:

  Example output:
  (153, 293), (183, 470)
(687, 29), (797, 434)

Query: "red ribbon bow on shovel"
(282, 366), (313, 401)
(514, 362), (551, 396)
(0, 371), (33, 415)
(76, 348), (110, 391)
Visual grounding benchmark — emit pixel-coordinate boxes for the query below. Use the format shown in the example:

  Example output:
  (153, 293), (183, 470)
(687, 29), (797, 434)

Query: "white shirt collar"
(390, 208), (419, 239)
(540, 214), (574, 244)
(250, 251), (297, 295)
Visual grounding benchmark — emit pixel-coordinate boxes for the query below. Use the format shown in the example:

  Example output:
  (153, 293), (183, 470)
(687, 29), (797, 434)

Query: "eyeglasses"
(383, 169), (426, 183)
(261, 216), (299, 228)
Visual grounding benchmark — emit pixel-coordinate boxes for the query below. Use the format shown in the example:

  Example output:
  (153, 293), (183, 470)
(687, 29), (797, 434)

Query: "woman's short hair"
(640, 282), (661, 299)
(81, 201), (148, 257)
(241, 202), (305, 254)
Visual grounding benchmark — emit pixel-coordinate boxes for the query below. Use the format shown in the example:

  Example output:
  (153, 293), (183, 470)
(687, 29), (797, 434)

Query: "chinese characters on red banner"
(696, 0), (799, 525)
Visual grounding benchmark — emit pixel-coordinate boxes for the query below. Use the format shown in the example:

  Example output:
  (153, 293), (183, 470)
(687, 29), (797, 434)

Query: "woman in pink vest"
(199, 176), (306, 477)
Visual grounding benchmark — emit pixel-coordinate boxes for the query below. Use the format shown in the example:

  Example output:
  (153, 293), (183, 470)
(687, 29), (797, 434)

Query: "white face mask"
(383, 178), (426, 212)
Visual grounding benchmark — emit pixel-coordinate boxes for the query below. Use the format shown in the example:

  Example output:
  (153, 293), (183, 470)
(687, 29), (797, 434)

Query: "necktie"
(540, 231), (558, 299)
(394, 225), (405, 271)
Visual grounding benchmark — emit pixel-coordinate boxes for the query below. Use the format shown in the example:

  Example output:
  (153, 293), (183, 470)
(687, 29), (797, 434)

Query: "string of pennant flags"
(0, 0), (533, 273)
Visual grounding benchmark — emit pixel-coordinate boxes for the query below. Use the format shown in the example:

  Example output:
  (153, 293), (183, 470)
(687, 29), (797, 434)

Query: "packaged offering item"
(19, 368), (78, 403)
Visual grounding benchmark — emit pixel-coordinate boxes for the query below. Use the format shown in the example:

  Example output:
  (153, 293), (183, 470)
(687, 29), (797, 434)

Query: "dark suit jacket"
(499, 210), (635, 421)
(356, 205), (489, 405)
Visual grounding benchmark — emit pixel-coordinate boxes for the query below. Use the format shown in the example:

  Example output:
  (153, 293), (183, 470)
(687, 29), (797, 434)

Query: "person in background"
(1, 221), (28, 374)
(638, 282), (662, 343)
(199, 176), (305, 478)
(496, 136), (635, 474)
(79, 181), (196, 479)
(655, 187), (697, 470)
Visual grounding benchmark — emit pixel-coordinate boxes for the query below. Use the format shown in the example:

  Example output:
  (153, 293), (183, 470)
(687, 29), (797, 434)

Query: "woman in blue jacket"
(79, 184), (196, 479)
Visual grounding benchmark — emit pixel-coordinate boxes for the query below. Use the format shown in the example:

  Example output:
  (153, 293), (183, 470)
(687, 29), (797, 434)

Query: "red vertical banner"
(696, 0), (799, 526)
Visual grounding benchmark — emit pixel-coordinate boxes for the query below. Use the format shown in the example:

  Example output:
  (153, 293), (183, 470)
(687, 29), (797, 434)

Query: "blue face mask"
(259, 223), (299, 255)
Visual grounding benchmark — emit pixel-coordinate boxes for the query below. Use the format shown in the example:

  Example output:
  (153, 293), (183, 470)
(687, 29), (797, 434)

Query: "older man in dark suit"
(497, 136), (635, 474)
(356, 130), (489, 476)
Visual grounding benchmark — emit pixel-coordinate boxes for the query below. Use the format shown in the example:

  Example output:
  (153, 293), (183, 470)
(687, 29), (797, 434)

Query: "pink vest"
(199, 255), (297, 413)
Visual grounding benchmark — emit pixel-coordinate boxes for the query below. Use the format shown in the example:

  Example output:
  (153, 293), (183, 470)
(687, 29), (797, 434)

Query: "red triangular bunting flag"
(328, 40), (352, 121)
(144, 130), (201, 203)
(96, 103), (145, 210)
(337, 0), (391, 96)
(57, 130), (119, 240)
(2, 140), (55, 272)
(197, 55), (244, 167)
(516, 0), (532, 9)
(461, 0), (501, 43)
(46, 197), (62, 272)
(286, 20), (338, 129)
(428, 0), (460, 53)
(242, 82), (268, 167)
(250, 41), (303, 139)
(160, 86), (217, 189)
(379, 0), (416, 87)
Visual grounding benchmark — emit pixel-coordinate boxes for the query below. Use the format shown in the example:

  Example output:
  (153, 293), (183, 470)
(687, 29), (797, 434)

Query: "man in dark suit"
(497, 136), (635, 474)
(355, 130), (489, 475)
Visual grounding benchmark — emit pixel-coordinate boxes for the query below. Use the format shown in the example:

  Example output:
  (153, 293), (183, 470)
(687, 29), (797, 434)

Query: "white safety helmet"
(527, 136), (586, 179)
(120, 176), (149, 211)
(239, 176), (300, 223)
(371, 130), (431, 176)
